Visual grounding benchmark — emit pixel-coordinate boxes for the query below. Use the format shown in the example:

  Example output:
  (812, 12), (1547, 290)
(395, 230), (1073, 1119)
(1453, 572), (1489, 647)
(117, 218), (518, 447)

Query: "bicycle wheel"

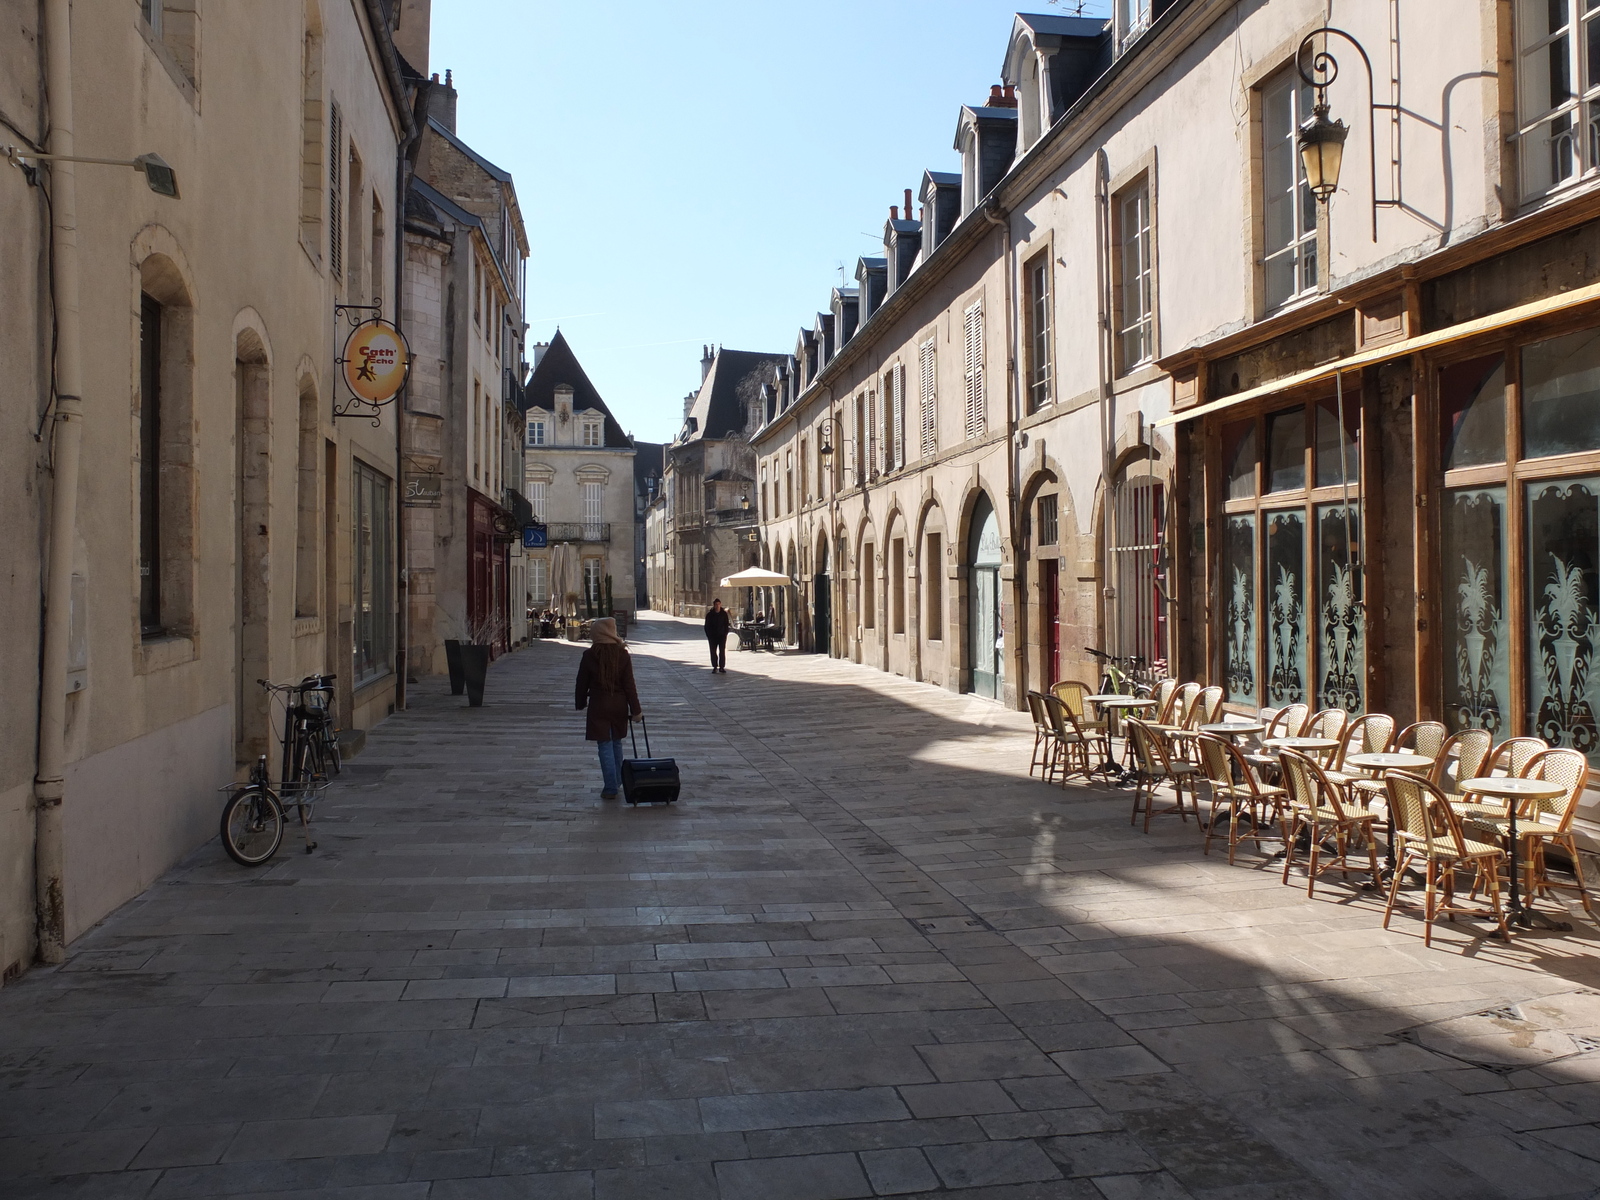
(221, 785), (284, 865)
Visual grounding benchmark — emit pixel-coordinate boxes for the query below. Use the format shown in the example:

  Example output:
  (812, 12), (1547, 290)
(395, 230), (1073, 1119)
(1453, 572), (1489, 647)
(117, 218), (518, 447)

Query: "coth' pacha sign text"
(342, 320), (410, 404)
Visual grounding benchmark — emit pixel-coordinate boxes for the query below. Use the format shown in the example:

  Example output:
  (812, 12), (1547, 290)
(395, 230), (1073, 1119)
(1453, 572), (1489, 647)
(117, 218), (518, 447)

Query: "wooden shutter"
(919, 339), (937, 459)
(328, 102), (342, 276)
(963, 301), (985, 439)
(898, 364), (906, 466)
(867, 389), (878, 479)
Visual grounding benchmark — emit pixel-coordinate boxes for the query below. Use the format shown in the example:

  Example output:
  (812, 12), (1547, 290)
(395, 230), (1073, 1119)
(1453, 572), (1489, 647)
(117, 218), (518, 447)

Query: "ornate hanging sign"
(342, 319), (409, 402)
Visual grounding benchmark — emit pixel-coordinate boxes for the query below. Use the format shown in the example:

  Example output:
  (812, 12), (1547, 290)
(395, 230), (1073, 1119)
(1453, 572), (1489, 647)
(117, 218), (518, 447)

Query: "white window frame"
(1115, 179), (1155, 372)
(582, 481), (603, 523)
(581, 417), (603, 448)
(1515, 0), (1600, 200)
(526, 415), (546, 447)
(1261, 68), (1319, 310)
(528, 480), (547, 522)
(1025, 251), (1053, 408)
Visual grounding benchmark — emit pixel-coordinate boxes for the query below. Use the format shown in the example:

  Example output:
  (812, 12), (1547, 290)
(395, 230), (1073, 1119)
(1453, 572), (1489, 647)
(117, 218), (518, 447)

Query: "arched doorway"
(967, 493), (1002, 698)
(813, 537), (830, 655)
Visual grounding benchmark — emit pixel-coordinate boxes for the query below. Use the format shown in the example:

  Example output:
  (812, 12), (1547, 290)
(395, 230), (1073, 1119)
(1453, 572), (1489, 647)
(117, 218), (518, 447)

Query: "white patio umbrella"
(719, 567), (793, 587)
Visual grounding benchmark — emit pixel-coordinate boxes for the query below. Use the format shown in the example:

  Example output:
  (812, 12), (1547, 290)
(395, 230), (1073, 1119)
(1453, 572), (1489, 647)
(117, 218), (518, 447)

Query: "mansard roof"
(683, 349), (789, 442)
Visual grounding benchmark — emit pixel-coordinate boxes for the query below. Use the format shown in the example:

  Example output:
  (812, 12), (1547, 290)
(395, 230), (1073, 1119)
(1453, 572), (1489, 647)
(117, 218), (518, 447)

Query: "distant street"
(3, 613), (1599, 1200)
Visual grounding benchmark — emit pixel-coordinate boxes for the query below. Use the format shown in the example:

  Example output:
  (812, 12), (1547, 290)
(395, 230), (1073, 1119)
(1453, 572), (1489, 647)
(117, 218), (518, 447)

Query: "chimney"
(889, 205), (898, 221)
(530, 340), (550, 369)
(428, 68), (458, 132)
(988, 84), (1004, 106)
(700, 344), (715, 381)
(989, 83), (1017, 109)
(904, 188), (914, 218)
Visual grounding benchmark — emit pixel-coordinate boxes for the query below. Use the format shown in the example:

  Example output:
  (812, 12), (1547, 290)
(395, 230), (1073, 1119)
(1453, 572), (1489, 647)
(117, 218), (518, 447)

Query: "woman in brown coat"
(574, 618), (642, 799)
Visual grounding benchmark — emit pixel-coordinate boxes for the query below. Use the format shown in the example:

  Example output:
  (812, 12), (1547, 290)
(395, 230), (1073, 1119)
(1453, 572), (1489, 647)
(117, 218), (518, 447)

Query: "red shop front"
(468, 489), (510, 657)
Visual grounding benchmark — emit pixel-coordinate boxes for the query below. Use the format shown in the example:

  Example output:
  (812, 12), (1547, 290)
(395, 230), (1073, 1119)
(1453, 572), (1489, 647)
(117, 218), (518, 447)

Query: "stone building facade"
(661, 346), (784, 619)
(0, 0), (428, 970)
(522, 332), (637, 621)
(401, 77), (531, 673)
(751, 0), (1600, 862)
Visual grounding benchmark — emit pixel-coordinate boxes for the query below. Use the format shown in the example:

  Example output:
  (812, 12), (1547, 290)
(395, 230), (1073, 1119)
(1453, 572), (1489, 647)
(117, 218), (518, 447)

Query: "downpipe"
(34, 0), (83, 964)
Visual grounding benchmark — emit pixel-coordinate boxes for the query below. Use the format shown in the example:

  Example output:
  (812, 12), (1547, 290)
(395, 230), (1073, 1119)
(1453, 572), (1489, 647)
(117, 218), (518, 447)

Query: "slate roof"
(523, 331), (631, 447)
(427, 117), (512, 183)
(682, 349), (788, 443)
(407, 178), (516, 299)
(633, 441), (665, 492)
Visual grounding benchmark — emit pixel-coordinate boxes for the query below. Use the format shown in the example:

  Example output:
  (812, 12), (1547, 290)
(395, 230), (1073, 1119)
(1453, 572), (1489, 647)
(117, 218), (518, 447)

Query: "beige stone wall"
(4, 1), (410, 948)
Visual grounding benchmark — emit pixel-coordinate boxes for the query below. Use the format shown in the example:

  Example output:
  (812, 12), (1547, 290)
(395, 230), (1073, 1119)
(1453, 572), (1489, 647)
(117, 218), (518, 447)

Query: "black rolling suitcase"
(621, 717), (679, 805)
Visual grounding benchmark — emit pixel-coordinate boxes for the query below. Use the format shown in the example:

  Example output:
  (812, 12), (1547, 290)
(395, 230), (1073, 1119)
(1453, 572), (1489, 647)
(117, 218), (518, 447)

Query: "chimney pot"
(889, 205), (898, 221)
(988, 84), (1004, 105)
(904, 188), (913, 217)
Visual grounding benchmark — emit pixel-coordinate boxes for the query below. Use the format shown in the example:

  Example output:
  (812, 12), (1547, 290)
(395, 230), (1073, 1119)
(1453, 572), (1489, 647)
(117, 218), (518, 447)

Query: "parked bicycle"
(1084, 647), (1153, 697)
(219, 674), (341, 865)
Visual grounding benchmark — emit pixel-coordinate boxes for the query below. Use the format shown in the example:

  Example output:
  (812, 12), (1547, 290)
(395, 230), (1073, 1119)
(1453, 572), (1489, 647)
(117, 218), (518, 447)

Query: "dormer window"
(581, 417), (603, 447)
(1117, 0), (1152, 51)
(525, 412), (547, 447)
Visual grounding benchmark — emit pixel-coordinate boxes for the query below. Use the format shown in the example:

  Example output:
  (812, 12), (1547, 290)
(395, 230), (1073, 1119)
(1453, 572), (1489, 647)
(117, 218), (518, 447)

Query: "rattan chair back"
(1519, 747), (1589, 830)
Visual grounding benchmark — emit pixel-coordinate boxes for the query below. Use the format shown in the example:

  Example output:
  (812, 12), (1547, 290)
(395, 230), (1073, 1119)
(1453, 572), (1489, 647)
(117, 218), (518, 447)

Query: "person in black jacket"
(704, 599), (731, 673)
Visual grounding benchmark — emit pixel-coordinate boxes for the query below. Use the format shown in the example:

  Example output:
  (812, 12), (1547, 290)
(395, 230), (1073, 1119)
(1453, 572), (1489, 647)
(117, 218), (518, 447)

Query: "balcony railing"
(546, 522), (610, 543)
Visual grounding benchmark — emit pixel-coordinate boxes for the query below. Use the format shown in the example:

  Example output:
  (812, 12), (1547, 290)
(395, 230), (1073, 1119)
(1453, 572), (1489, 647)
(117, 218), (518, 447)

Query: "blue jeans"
(596, 738), (625, 795)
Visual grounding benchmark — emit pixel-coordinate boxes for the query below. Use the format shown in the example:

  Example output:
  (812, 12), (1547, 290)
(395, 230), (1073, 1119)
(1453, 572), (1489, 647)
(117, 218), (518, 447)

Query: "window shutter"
(964, 301), (985, 439)
(919, 339), (937, 460)
(898, 365), (905, 467)
(328, 102), (342, 276)
(867, 389), (878, 479)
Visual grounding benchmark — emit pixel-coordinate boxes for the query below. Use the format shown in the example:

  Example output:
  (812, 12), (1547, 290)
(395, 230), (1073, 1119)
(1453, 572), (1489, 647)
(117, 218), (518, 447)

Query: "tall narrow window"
(925, 533), (943, 640)
(855, 392), (867, 483)
(800, 437), (810, 503)
(583, 558), (602, 605)
(1262, 68), (1318, 309)
(347, 146), (364, 301)
(583, 481), (602, 524)
(328, 101), (342, 276)
(1115, 180), (1154, 371)
(1025, 252), (1053, 409)
(352, 460), (393, 684)
(1037, 494), (1059, 546)
(298, 27), (324, 259)
(963, 301), (986, 439)
(139, 294), (163, 636)
(785, 453), (794, 512)
(294, 383), (320, 618)
(892, 537), (905, 634)
(472, 378), (481, 482)
(867, 388), (879, 478)
(529, 480), (547, 522)
(1517, 0), (1600, 199)
(863, 546), (876, 629)
(919, 338), (937, 460)
(530, 555), (549, 609)
(891, 363), (906, 469)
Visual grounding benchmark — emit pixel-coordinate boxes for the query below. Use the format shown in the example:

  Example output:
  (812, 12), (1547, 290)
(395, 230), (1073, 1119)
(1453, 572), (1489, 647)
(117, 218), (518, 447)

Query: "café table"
(1083, 696), (1157, 778)
(1344, 751), (1436, 877)
(1262, 736), (1340, 759)
(1456, 776), (1570, 930)
(1198, 722), (1265, 739)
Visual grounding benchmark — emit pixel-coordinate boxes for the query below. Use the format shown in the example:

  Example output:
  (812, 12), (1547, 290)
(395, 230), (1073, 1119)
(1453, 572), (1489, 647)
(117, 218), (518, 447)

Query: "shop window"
(1224, 419), (1256, 499)
(1265, 509), (1306, 704)
(1442, 487), (1510, 737)
(1521, 327), (1600, 458)
(1440, 354), (1507, 470)
(353, 460), (393, 685)
(1223, 514), (1257, 706)
(1265, 407), (1306, 493)
(1526, 477), (1600, 763)
(1261, 67), (1318, 309)
(1315, 504), (1363, 712)
(1313, 395), (1361, 490)
(1113, 476), (1166, 669)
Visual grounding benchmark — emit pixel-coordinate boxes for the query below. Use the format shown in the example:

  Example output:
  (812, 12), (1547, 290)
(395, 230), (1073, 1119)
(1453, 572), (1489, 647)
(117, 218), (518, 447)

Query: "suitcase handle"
(629, 715), (650, 758)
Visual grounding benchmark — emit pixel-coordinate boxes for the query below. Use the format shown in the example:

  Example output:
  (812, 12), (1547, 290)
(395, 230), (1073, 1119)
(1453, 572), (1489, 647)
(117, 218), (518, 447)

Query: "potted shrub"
(443, 639), (465, 695)
(460, 614), (506, 707)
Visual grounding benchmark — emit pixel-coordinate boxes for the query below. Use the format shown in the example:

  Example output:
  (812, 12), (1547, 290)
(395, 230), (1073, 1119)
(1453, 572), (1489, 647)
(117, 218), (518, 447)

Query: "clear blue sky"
(430, 0), (1110, 444)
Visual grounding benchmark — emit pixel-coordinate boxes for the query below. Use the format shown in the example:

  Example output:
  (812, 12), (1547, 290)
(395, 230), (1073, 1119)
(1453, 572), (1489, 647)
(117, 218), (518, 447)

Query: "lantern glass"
(1296, 106), (1347, 200)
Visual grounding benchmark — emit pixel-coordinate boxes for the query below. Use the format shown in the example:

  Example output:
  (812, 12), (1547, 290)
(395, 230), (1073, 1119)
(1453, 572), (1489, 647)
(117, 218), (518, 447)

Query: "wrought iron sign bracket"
(1296, 26), (1402, 242)
(333, 299), (390, 424)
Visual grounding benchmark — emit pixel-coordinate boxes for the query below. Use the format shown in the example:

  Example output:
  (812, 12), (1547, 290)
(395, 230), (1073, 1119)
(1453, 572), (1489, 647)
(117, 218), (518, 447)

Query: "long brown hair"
(590, 642), (628, 691)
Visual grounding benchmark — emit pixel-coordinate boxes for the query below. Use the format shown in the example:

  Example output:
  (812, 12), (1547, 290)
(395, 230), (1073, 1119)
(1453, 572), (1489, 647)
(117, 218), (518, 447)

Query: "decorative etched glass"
(1224, 514), (1257, 705)
(1523, 328), (1600, 460)
(1527, 477), (1600, 764)
(1441, 488), (1508, 736)
(1316, 505), (1363, 713)
(1266, 509), (1305, 704)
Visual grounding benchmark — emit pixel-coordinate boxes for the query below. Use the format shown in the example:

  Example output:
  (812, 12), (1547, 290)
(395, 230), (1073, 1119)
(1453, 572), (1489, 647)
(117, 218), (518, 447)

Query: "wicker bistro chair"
(1126, 718), (1203, 833)
(1026, 691), (1056, 779)
(1278, 749), (1381, 897)
(1431, 729), (1494, 804)
(1042, 693), (1106, 784)
(1323, 713), (1397, 794)
(1197, 734), (1289, 864)
(1483, 736), (1549, 780)
(1383, 771), (1509, 946)
(1466, 748), (1594, 919)
(1303, 709), (1350, 760)
(1354, 720), (1446, 813)
(1150, 678), (1179, 722)
(1244, 702), (1310, 776)
(1051, 680), (1108, 736)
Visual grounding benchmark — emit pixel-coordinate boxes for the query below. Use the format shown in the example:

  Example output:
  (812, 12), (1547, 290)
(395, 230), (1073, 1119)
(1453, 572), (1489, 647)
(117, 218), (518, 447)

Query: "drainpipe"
(1094, 149), (1117, 661)
(34, 0), (82, 964)
(392, 78), (428, 711)
(982, 197), (1019, 704)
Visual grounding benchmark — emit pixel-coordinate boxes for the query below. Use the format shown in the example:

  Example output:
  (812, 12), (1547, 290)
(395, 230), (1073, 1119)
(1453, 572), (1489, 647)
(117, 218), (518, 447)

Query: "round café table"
(1198, 722), (1265, 739)
(1345, 752), (1437, 876)
(1262, 736), (1339, 757)
(1457, 776), (1569, 930)
(1084, 696), (1156, 778)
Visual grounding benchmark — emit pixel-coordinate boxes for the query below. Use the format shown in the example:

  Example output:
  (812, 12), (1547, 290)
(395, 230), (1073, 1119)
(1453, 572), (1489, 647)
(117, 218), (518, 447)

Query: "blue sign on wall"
(523, 524), (547, 549)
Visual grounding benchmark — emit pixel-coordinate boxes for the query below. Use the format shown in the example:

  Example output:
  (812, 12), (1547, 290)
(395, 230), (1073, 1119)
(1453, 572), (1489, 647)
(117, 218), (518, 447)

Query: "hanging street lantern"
(1297, 102), (1348, 202)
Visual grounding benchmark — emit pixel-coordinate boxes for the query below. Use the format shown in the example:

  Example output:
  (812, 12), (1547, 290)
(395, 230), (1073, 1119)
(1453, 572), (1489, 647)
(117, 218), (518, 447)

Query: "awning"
(1154, 278), (1600, 428)
(720, 567), (794, 587)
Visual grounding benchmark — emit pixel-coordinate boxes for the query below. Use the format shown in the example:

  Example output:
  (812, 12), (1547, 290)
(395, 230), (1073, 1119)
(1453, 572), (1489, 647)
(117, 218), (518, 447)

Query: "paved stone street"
(4, 612), (1600, 1200)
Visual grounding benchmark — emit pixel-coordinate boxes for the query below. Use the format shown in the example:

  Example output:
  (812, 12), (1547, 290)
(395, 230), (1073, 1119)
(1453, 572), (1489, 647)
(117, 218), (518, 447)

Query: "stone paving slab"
(2, 612), (1599, 1199)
